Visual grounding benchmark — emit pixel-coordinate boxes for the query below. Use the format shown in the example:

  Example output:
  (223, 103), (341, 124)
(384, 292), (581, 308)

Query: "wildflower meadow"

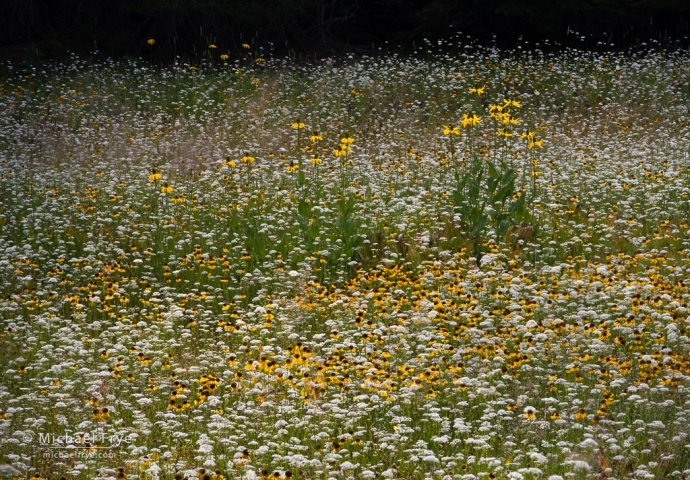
(2, 41), (690, 480)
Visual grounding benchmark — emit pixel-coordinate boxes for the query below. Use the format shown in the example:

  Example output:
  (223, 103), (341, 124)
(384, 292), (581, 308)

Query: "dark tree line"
(1, 0), (689, 63)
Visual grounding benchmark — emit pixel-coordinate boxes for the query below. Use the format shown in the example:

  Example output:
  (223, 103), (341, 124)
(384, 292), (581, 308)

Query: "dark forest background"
(2, 0), (689, 63)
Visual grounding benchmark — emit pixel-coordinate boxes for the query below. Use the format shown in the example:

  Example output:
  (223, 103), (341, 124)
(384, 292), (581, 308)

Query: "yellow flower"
(147, 39), (155, 45)
(309, 157), (322, 164)
(469, 85), (486, 95)
(220, 54), (229, 60)
(241, 155), (255, 164)
(209, 44), (217, 49)
(340, 137), (355, 144)
(310, 134), (323, 142)
(286, 163), (299, 172)
(161, 184), (173, 193)
(460, 113), (481, 128)
(242, 43), (251, 49)
(148, 172), (161, 180)
(291, 122), (306, 129)
(528, 139), (543, 149)
(443, 125), (460, 135)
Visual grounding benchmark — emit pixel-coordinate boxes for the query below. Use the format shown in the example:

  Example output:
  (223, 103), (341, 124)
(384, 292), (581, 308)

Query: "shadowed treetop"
(1, 0), (689, 62)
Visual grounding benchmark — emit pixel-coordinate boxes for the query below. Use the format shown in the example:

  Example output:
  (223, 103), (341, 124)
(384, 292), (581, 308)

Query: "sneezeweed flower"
(333, 145), (347, 157)
(528, 138), (543, 149)
(242, 43), (251, 49)
(469, 85), (486, 95)
(460, 113), (481, 127)
(147, 39), (155, 45)
(220, 54), (229, 60)
(291, 121), (306, 129)
(443, 125), (460, 135)
(209, 44), (217, 49)
(309, 157), (322, 164)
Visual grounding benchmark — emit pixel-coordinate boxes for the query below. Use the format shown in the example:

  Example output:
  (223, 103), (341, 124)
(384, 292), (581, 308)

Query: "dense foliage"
(2, 0), (690, 62)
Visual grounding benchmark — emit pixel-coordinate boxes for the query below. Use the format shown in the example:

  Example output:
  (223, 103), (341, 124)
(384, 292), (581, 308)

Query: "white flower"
(566, 460), (591, 471)
(146, 463), (161, 476)
(0, 466), (22, 477)
(580, 438), (598, 449)
(198, 444), (213, 454)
